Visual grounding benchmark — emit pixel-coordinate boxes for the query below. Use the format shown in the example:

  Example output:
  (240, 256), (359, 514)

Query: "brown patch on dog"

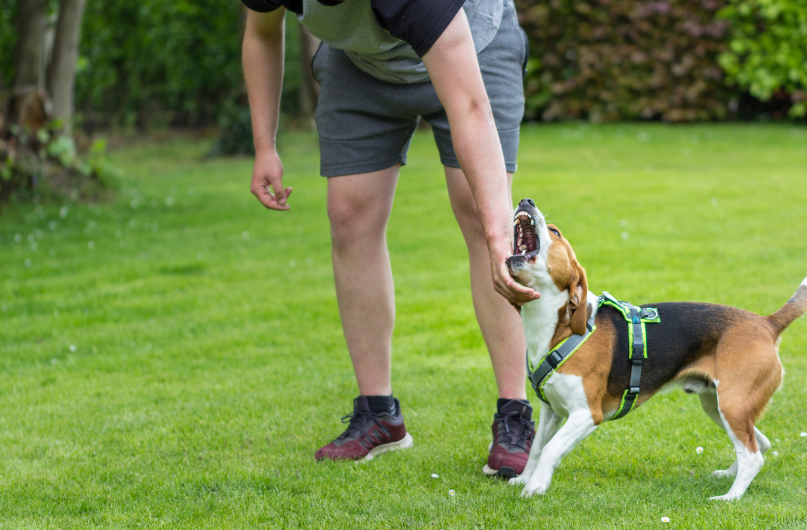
(553, 313), (618, 425)
(544, 224), (588, 335)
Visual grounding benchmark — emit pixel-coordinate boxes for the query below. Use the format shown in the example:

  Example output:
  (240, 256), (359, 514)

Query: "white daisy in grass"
(661, 517), (670, 523)
(801, 432), (807, 438)
(773, 451), (779, 457)
(696, 446), (704, 454)
(448, 489), (455, 496)
(431, 474), (439, 479)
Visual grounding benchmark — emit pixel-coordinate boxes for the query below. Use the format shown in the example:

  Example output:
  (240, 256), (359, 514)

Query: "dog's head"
(506, 199), (589, 334)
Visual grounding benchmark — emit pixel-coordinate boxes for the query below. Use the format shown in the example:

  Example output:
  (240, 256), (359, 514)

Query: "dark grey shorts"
(312, 0), (528, 177)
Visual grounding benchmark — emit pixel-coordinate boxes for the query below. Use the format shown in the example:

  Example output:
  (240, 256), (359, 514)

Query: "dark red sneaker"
(482, 399), (535, 478)
(315, 396), (413, 462)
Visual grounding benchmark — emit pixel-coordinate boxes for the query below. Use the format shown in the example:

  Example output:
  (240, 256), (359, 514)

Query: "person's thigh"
(327, 166), (400, 242)
(314, 45), (419, 178)
(418, 0), (526, 173)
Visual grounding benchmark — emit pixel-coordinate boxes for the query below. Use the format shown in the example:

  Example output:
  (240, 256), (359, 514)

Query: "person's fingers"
(251, 180), (290, 210)
(267, 173), (287, 205)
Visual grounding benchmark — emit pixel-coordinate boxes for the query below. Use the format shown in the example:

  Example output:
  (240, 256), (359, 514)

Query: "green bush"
(516, 0), (732, 122)
(718, 0), (807, 118)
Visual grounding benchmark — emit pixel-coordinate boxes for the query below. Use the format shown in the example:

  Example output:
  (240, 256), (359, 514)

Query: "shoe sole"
(482, 464), (518, 479)
(359, 433), (414, 462)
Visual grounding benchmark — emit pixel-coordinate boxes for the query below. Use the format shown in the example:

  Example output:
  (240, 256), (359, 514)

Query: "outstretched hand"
(250, 149), (292, 210)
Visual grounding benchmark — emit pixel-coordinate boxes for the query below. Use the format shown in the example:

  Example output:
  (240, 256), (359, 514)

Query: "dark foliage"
(516, 0), (733, 122)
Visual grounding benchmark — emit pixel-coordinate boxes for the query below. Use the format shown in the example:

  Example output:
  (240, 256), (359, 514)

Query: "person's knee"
(328, 198), (384, 250)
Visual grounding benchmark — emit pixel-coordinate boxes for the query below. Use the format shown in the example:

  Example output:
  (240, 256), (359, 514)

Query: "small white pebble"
(773, 451), (779, 457)
(696, 446), (704, 454)
(661, 517), (670, 523)
(448, 489), (455, 496)
(431, 474), (439, 479)
(69, 345), (76, 352)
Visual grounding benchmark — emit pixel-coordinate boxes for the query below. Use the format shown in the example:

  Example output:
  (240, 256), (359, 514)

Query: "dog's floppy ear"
(569, 258), (589, 335)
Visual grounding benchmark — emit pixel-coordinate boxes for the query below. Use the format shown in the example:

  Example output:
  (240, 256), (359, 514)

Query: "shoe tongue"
(353, 396), (371, 413)
(499, 399), (532, 420)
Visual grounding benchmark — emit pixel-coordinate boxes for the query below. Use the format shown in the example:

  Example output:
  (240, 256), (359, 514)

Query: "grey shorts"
(311, 0), (528, 177)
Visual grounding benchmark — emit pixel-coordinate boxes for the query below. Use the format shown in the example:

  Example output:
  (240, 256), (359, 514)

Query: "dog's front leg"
(510, 402), (561, 486)
(521, 410), (596, 497)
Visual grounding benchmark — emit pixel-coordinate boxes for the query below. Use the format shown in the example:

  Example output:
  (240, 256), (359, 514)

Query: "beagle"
(506, 198), (805, 500)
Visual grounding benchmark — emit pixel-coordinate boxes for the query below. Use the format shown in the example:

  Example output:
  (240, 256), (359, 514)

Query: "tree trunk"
(47, 0), (88, 134)
(14, 0), (48, 89)
(297, 21), (320, 127)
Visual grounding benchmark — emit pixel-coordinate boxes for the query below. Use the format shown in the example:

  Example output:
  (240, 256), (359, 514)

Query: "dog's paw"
(520, 484), (548, 498)
(712, 461), (738, 478)
(709, 492), (742, 501)
(711, 469), (736, 478)
(508, 475), (527, 487)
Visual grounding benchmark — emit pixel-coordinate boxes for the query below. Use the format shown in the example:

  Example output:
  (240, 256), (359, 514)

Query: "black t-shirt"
(241, 0), (466, 57)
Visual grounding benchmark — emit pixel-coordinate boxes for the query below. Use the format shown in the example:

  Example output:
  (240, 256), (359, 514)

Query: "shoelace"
(337, 410), (379, 441)
(495, 410), (533, 450)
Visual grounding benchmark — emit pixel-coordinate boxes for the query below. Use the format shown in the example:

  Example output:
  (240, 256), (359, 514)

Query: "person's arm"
(243, 7), (291, 211)
(421, 9), (539, 305)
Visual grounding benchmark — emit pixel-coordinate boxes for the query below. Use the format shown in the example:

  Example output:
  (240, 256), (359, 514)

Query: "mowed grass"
(1, 124), (806, 529)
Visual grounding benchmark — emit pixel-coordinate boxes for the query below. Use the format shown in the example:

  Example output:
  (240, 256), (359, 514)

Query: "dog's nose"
(519, 198), (535, 208)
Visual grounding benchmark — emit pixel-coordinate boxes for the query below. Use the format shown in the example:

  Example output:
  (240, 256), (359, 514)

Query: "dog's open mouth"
(513, 209), (540, 257)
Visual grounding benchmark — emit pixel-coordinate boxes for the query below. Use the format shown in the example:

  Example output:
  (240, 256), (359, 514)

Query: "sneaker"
(482, 399), (535, 478)
(315, 396), (414, 462)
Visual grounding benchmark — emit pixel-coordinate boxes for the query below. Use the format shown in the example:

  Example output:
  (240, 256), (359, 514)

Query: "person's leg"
(444, 166), (526, 400)
(327, 166), (400, 396)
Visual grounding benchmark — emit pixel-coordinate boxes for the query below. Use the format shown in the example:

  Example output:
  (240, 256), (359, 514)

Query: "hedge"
(515, 0), (734, 122)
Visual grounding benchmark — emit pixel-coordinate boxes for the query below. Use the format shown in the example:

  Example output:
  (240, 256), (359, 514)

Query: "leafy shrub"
(516, 0), (732, 122)
(1, 123), (120, 203)
(718, 0), (807, 118)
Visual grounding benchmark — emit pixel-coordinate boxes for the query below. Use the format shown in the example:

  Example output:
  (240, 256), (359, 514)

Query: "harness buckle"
(631, 358), (643, 366)
(547, 350), (563, 368)
(629, 386), (640, 394)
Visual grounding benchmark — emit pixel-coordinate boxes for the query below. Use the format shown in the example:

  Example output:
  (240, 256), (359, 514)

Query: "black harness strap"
(527, 313), (596, 404)
(611, 305), (645, 420)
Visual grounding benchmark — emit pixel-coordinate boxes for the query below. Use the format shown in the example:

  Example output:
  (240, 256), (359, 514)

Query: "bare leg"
(444, 167), (526, 400)
(328, 166), (400, 396)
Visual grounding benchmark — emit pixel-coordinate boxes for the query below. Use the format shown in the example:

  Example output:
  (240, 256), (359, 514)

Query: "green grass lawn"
(1, 124), (806, 529)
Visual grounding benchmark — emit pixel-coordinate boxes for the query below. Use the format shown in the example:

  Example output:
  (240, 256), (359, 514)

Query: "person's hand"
(250, 148), (292, 210)
(489, 239), (541, 307)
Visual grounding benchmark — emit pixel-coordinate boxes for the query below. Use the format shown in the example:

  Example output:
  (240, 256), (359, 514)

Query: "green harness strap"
(526, 292), (660, 420)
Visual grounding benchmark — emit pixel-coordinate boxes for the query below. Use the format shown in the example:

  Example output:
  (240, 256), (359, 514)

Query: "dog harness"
(526, 292), (660, 420)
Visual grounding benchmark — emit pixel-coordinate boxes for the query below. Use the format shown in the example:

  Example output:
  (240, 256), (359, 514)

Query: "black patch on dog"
(601, 302), (745, 398)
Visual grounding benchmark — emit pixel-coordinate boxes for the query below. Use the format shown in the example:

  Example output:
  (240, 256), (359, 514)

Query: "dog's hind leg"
(701, 390), (773, 478)
(709, 385), (766, 501)
(510, 401), (561, 486)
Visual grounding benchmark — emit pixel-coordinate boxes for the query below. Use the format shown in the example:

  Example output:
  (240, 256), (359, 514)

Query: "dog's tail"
(767, 276), (807, 336)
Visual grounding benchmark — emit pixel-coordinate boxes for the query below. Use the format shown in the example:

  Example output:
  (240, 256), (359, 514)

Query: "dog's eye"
(549, 228), (561, 237)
